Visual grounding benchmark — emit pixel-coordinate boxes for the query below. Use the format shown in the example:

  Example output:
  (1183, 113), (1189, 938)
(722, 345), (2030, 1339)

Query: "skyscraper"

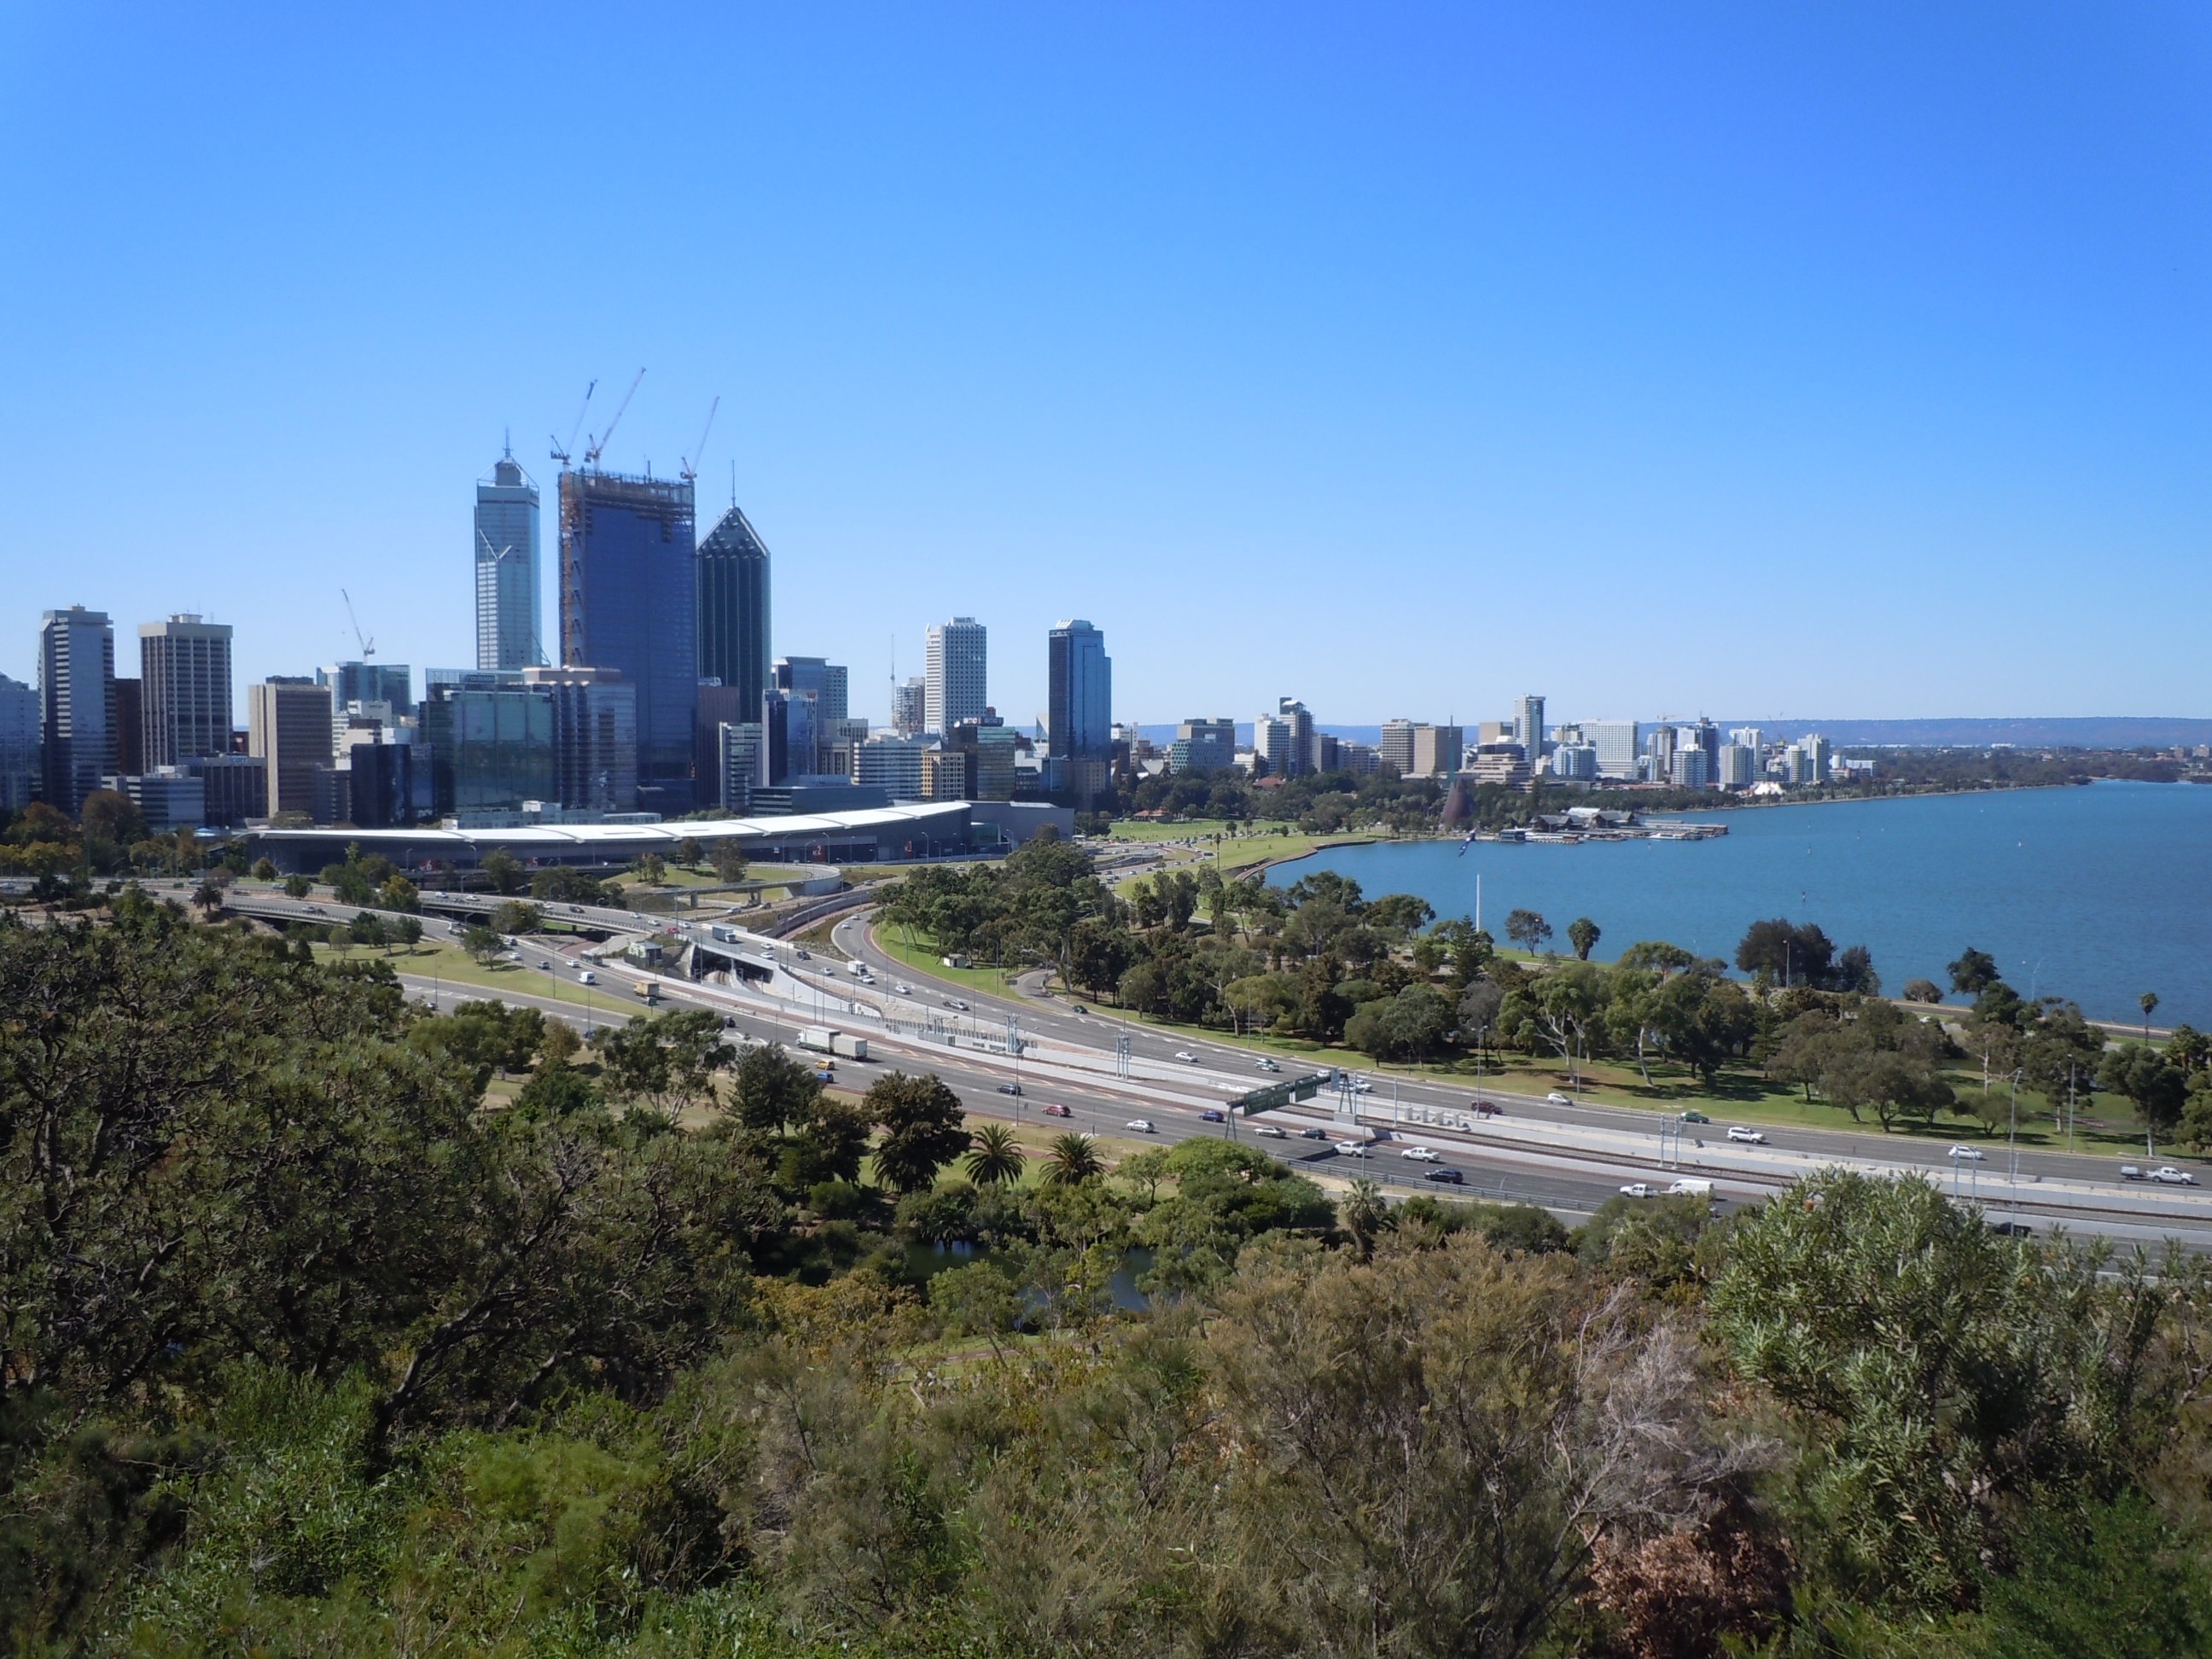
(1046, 620), (1112, 759)
(696, 503), (772, 716)
(522, 666), (638, 812)
(317, 661), (415, 752)
(773, 658), (847, 774)
(0, 673), (39, 812)
(138, 614), (233, 766)
(38, 606), (115, 816)
(475, 449), (543, 671)
(891, 677), (927, 738)
(1586, 720), (1639, 779)
(924, 618), (987, 736)
(560, 469), (698, 812)
(247, 678), (334, 820)
(1515, 693), (1546, 759)
(1275, 697), (1314, 779)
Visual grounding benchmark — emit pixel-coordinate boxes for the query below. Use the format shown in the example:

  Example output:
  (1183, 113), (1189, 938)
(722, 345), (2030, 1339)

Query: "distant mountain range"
(1131, 718), (2212, 750)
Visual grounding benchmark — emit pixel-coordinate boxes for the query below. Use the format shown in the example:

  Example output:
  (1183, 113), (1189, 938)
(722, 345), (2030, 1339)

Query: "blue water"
(1267, 781), (2212, 1028)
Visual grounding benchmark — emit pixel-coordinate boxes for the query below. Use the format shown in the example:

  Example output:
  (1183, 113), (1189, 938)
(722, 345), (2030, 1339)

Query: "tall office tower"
(112, 679), (143, 776)
(1692, 718), (1720, 775)
(1729, 726), (1766, 754)
(1411, 725), (1463, 777)
(560, 469), (697, 812)
(1275, 697), (1315, 778)
(419, 675), (556, 816)
(1515, 694), (1546, 759)
(0, 673), (38, 811)
(718, 721), (765, 812)
(1646, 724), (1677, 783)
(521, 667), (638, 812)
(38, 606), (115, 817)
(1670, 747), (1713, 789)
(1171, 718), (1237, 774)
(1719, 744), (1758, 788)
(1379, 719), (1417, 775)
(1586, 720), (1639, 779)
(891, 676), (927, 738)
(474, 449), (543, 670)
(247, 678), (334, 819)
(1253, 713), (1290, 777)
(138, 614), (233, 765)
(1802, 734), (1832, 783)
(853, 735), (928, 799)
(696, 503), (771, 714)
(923, 618), (987, 735)
(774, 657), (850, 762)
(1046, 620), (1112, 759)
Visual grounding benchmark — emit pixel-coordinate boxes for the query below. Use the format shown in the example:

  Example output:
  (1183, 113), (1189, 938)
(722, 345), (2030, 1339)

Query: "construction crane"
(583, 368), (645, 469)
(679, 395), (720, 481)
(550, 379), (596, 466)
(341, 589), (375, 661)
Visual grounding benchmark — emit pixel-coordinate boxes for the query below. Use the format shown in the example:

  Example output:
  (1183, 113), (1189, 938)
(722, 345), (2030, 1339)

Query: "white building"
(1585, 719), (1639, 780)
(853, 735), (929, 800)
(924, 618), (987, 736)
(1719, 744), (1759, 788)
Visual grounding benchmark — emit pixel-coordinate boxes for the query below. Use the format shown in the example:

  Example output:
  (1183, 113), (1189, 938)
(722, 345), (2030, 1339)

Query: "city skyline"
(2, 9), (2206, 720)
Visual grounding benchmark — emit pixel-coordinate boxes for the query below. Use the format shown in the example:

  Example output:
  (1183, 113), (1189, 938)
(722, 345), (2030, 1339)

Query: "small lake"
(1267, 781), (2212, 1029)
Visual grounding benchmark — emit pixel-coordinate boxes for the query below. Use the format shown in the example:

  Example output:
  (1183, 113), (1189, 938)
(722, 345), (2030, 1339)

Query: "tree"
(638, 853), (667, 886)
(1901, 977), (1942, 1004)
(282, 873), (312, 899)
(963, 1123), (1025, 1186)
(1566, 917), (1600, 961)
(1505, 908), (1552, 957)
(1457, 977), (1505, 1056)
(1947, 945), (2002, 996)
(79, 789), (146, 850)
(730, 1042), (822, 1135)
(2100, 1044), (2188, 1145)
(592, 1010), (731, 1116)
(866, 1072), (969, 1191)
(1345, 984), (1456, 1062)
(377, 875), (421, 913)
(1831, 944), (1879, 995)
(460, 924), (502, 965)
(490, 899), (543, 935)
(709, 839), (748, 884)
(326, 924), (353, 958)
(348, 910), (387, 952)
(1736, 918), (1836, 987)
(1042, 1132), (1103, 1185)
(676, 837), (703, 867)
(482, 848), (526, 896)
(251, 858), (276, 882)
(538, 1019), (582, 1068)
(2141, 990), (2160, 1041)
(393, 915), (424, 951)
(1338, 1176), (1390, 1260)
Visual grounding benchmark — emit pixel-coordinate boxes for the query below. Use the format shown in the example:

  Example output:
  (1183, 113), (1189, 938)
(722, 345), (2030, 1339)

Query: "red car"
(1042, 1103), (1073, 1118)
(1472, 1100), (1502, 1117)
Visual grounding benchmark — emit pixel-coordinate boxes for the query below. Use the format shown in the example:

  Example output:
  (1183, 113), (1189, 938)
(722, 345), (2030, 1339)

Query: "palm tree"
(1340, 1177), (1390, 1260)
(2142, 991), (2160, 1042)
(964, 1123), (1026, 1186)
(1042, 1132), (1103, 1186)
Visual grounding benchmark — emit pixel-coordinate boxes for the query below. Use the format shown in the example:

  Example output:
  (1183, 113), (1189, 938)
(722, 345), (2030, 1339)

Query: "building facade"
(696, 503), (772, 718)
(923, 618), (987, 736)
(138, 614), (233, 767)
(475, 450), (543, 671)
(1171, 717), (1237, 774)
(1586, 720), (1639, 780)
(853, 735), (928, 799)
(523, 666), (638, 812)
(419, 677), (556, 817)
(109, 767), (205, 833)
(0, 673), (38, 812)
(718, 721), (765, 814)
(1515, 693), (1546, 760)
(1379, 719), (1417, 775)
(1411, 724), (1463, 778)
(1046, 620), (1112, 760)
(189, 753), (265, 828)
(38, 606), (117, 817)
(247, 678), (335, 820)
(559, 469), (697, 812)
(891, 677), (927, 738)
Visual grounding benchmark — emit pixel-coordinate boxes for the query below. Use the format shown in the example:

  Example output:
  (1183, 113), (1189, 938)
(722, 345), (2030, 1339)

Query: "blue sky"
(1, 3), (2206, 729)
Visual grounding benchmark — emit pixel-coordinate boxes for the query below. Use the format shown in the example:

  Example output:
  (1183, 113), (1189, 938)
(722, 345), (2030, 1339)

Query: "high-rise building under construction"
(559, 468), (696, 812)
(475, 449), (542, 671)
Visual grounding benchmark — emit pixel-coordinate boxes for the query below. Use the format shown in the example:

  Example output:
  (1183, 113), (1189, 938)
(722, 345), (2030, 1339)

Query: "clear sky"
(2, 3), (2206, 730)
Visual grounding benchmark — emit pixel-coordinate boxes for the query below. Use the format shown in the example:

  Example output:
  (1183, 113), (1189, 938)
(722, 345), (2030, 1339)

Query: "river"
(1266, 780), (2212, 1028)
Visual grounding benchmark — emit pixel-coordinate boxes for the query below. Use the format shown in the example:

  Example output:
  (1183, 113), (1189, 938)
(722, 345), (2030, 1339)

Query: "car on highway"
(1988, 1220), (2034, 1237)
(1254, 1057), (1282, 1073)
(578, 970), (597, 985)
(1471, 1099), (1502, 1117)
(1126, 1119), (1157, 1134)
(1545, 1091), (1573, 1106)
(570, 905), (585, 915)
(1300, 1126), (1331, 1140)
(1200, 1109), (1226, 1122)
(1174, 1051), (1199, 1063)
(1726, 1126), (1765, 1144)
(1254, 1125), (1288, 1138)
(1618, 1183), (1656, 1199)
(894, 983), (912, 996)
(1680, 1111), (1711, 1124)
(946, 998), (970, 1011)
(1334, 1140), (1371, 1157)
(2151, 1166), (2199, 1185)
(1946, 1145), (1986, 1161)
(538, 960), (551, 970)
(1042, 1103), (1073, 1117)
(995, 1083), (1022, 1097)
(794, 948), (811, 959)
(1398, 1145), (1439, 1161)
(1348, 1076), (1373, 1093)
(1423, 1167), (1465, 1185)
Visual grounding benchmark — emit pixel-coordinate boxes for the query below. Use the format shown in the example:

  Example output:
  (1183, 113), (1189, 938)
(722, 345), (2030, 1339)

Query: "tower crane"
(583, 367), (645, 469)
(550, 379), (596, 466)
(341, 589), (375, 661)
(680, 395), (720, 481)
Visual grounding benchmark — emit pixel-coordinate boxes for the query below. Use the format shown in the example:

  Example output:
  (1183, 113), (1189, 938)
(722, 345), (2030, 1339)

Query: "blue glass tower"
(558, 469), (697, 812)
(1047, 619), (1111, 759)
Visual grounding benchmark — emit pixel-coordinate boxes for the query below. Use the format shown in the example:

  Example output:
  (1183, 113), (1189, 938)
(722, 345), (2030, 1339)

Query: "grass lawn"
(872, 928), (1036, 1001)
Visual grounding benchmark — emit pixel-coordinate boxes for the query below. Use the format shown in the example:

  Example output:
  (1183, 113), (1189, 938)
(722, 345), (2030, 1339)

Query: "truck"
(632, 979), (661, 1004)
(797, 1027), (870, 1062)
(1664, 1178), (1713, 1198)
(708, 924), (741, 944)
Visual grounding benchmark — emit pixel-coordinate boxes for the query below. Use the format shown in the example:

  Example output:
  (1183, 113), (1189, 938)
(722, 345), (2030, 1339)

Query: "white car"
(1125, 1119), (1156, 1134)
(894, 982), (912, 996)
(1398, 1145), (1439, 1162)
(1254, 1058), (1282, 1073)
(1349, 1077), (1373, 1093)
(1726, 1126), (1765, 1144)
(1254, 1125), (1288, 1138)
(1618, 1183), (1656, 1199)
(1174, 1051), (1199, 1063)
(1546, 1091), (1573, 1106)
(578, 970), (597, 985)
(2150, 1166), (2199, 1185)
(1334, 1140), (1371, 1157)
(1946, 1145), (1986, 1162)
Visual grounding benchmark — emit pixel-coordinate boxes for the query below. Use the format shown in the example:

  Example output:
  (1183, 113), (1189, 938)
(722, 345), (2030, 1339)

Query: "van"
(1664, 1178), (1712, 1198)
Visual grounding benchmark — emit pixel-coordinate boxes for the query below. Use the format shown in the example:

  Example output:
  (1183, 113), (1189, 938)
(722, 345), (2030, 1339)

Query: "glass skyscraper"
(475, 450), (543, 671)
(38, 606), (115, 816)
(1047, 620), (1112, 759)
(559, 469), (697, 812)
(696, 504), (771, 715)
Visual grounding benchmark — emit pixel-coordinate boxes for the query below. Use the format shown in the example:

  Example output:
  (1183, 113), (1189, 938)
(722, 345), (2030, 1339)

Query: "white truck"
(797, 1026), (870, 1062)
(1664, 1178), (1713, 1198)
